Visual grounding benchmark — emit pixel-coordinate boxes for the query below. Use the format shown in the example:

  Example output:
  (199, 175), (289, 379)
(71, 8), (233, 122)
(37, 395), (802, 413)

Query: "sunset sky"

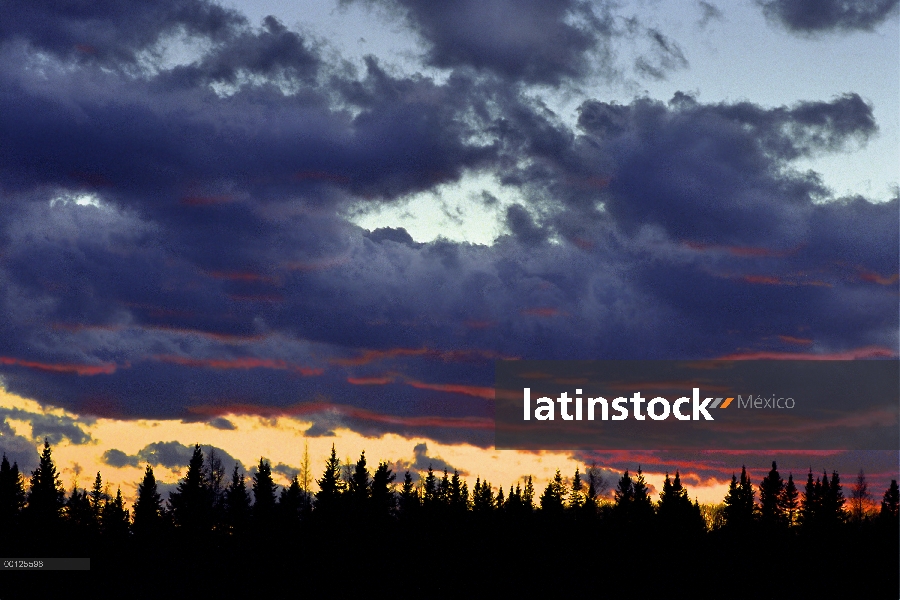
(0, 0), (897, 507)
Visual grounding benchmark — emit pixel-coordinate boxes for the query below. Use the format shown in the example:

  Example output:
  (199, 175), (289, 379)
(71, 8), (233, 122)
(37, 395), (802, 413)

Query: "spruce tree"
(568, 468), (584, 511)
(779, 473), (799, 527)
(758, 461), (785, 526)
(25, 439), (65, 529)
(278, 475), (304, 529)
(448, 470), (468, 514)
(399, 471), (419, 518)
(132, 464), (163, 538)
(64, 483), (93, 535)
(101, 487), (130, 540)
(849, 469), (870, 523)
(823, 470), (845, 526)
(169, 444), (210, 536)
(225, 463), (251, 535)
(89, 471), (105, 525)
(539, 470), (566, 515)
(370, 461), (396, 520)
(0, 454), (26, 532)
(880, 480), (899, 524)
(422, 465), (438, 512)
(347, 451), (370, 515)
(523, 476), (535, 512)
(252, 458), (277, 528)
(314, 444), (345, 517)
(799, 469), (818, 528)
(473, 477), (496, 513)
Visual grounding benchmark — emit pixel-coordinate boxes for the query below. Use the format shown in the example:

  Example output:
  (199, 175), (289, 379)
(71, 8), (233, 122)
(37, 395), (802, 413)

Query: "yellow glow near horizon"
(0, 386), (732, 507)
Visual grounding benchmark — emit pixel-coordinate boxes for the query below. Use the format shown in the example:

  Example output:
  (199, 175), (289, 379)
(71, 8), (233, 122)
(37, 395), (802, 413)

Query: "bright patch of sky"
(228, 0), (898, 243)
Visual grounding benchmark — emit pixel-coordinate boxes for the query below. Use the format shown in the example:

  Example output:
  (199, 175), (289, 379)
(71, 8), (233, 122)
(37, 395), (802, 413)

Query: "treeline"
(2, 440), (897, 540)
(1, 440), (898, 594)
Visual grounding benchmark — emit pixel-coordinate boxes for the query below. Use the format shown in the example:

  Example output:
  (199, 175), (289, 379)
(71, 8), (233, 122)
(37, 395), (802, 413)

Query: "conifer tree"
(568, 468), (584, 510)
(132, 464), (162, 538)
(101, 487), (130, 540)
(448, 470), (468, 514)
(0, 454), (26, 531)
(779, 473), (799, 527)
(438, 469), (451, 508)
(347, 451), (370, 514)
(880, 480), (899, 524)
(473, 477), (496, 513)
(758, 461), (785, 526)
(370, 461), (396, 520)
(631, 467), (654, 522)
(89, 471), (105, 525)
(399, 471), (419, 518)
(25, 439), (65, 529)
(823, 470), (845, 526)
(225, 463), (251, 535)
(169, 444), (210, 536)
(523, 476), (535, 512)
(849, 469), (870, 523)
(539, 470), (566, 515)
(422, 465), (438, 510)
(252, 458), (277, 527)
(314, 444), (345, 516)
(278, 475), (304, 529)
(799, 469), (819, 527)
(64, 483), (93, 534)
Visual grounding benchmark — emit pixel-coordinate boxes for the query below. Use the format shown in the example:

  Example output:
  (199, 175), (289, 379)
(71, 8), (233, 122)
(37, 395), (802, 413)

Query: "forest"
(1, 439), (898, 594)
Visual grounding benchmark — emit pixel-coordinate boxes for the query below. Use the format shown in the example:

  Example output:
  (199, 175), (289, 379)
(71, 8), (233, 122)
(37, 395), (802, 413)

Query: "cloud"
(0, 407), (92, 445)
(343, 0), (617, 85)
(101, 441), (243, 471)
(757, 0), (899, 34)
(697, 1), (724, 28)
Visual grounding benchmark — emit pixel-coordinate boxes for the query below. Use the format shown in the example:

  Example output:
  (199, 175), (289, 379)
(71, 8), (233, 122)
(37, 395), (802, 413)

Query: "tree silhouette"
(399, 471), (419, 518)
(252, 458), (277, 529)
(568, 468), (584, 511)
(314, 444), (345, 517)
(0, 454), (26, 533)
(473, 477), (496, 513)
(169, 444), (210, 536)
(225, 463), (251, 536)
(422, 465), (438, 512)
(779, 473), (799, 527)
(370, 461), (396, 520)
(880, 480), (899, 526)
(347, 451), (370, 515)
(758, 461), (785, 527)
(278, 475), (304, 530)
(25, 439), (65, 531)
(132, 464), (163, 538)
(799, 469), (819, 528)
(540, 469), (566, 516)
(723, 466), (755, 529)
(101, 487), (130, 540)
(849, 469), (870, 523)
(88, 472), (106, 526)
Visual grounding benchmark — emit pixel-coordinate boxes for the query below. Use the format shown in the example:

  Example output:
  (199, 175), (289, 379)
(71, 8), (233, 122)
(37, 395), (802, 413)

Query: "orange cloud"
(347, 376), (393, 385)
(186, 401), (494, 430)
(778, 335), (813, 346)
(333, 346), (511, 367)
(154, 355), (322, 376)
(0, 356), (118, 375)
(858, 269), (899, 286)
(718, 346), (896, 360)
(405, 380), (495, 400)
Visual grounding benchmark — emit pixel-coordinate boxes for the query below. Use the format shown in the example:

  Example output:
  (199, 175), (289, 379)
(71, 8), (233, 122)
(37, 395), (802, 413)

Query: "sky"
(0, 0), (897, 506)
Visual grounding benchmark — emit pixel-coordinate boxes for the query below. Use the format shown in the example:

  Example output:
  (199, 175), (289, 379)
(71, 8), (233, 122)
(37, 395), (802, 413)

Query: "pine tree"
(523, 475), (535, 512)
(252, 457), (277, 528)
(539, 470), (566, 515)
(632, 467), (654, 522)
(473, 477), (495, 513)
(399, 471), (419, 518)
(422, 465), (438, 511)
(0, 454), (26, 532)
(823, 470), (845, 526)
(568, 468), (584, 510)
(132, 464), (162, 538)
(88, 471), (105, 525)
(723, 467), (755, 529)
(278, 475), (304, 529)
(314, 444), (345, 517)
(64, 483), (93, 534)
(169, 444), (210, 536)
(25, 439), (65, 529)
(225, 463), (251, 536)
(758, 461), (785, 526)
(799, 469), (819, 528)
(779, 473), (799, 527)
(101, 487), (130, 540)
(448, 470), (468, 514)
(347, 451), (370, 515)
(370, 461), (396, 520)
(849, 469), (870, 523)
(880, 480), (899, 524)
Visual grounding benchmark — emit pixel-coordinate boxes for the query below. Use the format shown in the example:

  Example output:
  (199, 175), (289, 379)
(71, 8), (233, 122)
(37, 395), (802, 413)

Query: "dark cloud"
(0, 425), (38, 474)
(0, 0), (243, 66)
(634, 29), (689, 80)
(758, 0), (899, 34)
(101, 441), (243, 471)
(0, 0), (894, 449)
(391, 443), (465, 482)
(697, 1), (724, 28)
(344, 0), (616, 85)
(0, 408), (92, 445)
(208, 417), (236, 430)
